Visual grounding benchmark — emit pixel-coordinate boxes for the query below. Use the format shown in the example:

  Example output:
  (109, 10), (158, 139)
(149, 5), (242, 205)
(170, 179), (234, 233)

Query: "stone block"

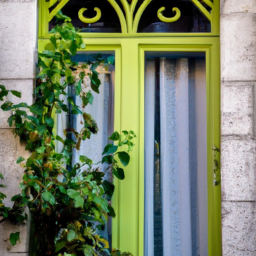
(221, 0), (256, 14)
(0, 2), (36, 79)
(221, 138), (256, 201)
(221, 82), (255, 136)
(0, 221), (29, 254)
(0, 79), (34, 128)
(1, 253), (28, 256)
(0, 129), (29, 207)
(0, 129), (29, 253)
(222, 202), (256, 256)
(221, 13), (256, 81)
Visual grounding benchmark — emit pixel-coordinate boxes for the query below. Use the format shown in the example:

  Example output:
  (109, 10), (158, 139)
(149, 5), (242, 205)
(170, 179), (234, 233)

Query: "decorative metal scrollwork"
(157, 7), (181, 23)
(48, 0), (214, 33)
(78, 7), (102, 24)
(48, 0), (69, 22)
(191, 0), (213, 21)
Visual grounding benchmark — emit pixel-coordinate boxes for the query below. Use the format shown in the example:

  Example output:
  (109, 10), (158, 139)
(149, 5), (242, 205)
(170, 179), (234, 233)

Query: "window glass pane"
(49, 0), (211, 33)
(138, 0), (210, 33)
(55, 53), (115, 251)
(49, 0), (121, 32)
(144, 52), (207, 256)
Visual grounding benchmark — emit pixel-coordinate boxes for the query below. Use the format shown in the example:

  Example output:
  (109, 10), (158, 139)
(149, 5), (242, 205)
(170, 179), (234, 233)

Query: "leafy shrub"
(0, 11), (135, 256)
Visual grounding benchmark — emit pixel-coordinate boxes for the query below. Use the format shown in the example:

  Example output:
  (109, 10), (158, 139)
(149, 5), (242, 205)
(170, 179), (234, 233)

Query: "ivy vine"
(0, 11), (134, 256)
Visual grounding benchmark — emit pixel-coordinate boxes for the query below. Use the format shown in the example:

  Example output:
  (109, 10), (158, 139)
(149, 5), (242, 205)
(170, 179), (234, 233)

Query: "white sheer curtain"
(56, 68), (115, 166)
(55, 67), (115, 242)
(144, 57), (207, 256)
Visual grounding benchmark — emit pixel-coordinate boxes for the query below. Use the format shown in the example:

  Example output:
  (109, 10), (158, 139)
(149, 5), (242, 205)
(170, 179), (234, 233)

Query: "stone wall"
(221, 0), (256, 255)
(1, 0), (256, 255)
(0, 0), (37, 255)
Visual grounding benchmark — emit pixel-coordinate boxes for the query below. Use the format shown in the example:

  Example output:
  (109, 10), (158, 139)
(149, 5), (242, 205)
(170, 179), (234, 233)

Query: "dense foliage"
(0, 12), (134, 256)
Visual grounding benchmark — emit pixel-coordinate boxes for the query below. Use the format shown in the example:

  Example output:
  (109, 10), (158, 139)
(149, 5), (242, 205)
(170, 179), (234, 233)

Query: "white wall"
(0, 0), (37, 255)
(221, 0), (256, 255)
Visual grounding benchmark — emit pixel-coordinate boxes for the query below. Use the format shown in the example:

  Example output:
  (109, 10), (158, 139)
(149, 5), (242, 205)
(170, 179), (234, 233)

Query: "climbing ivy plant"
(0, 11), (134, 256)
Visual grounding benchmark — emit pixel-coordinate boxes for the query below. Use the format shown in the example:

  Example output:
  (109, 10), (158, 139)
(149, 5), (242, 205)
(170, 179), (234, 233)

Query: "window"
(144, 53), (208, 255)
(39, 0), (221, 254)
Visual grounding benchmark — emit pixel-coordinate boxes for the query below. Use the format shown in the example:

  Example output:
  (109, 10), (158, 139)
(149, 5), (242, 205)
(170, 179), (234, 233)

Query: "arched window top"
(40, 0), (219, 37)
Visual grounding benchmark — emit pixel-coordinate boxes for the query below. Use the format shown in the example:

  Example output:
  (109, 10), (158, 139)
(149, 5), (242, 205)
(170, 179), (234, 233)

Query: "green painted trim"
(38, 35), (221, 256)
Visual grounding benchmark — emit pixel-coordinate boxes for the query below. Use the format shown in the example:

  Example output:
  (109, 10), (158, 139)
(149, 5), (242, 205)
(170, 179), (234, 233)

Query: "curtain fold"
(145, 56), (207, 256)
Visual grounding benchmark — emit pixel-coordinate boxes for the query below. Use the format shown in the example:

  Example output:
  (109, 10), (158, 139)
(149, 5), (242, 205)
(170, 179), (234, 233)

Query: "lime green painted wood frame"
(38, 36), (221, 256)
(38, 1), (221, 254)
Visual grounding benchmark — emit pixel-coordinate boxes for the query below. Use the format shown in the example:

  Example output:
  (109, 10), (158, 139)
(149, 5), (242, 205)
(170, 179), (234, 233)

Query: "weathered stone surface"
(0, 129), (29, 253)
(221, 0), (256, 14)
(1, 253), (28, 256)
(222, 202), (256, 256)
(221, 82), (255, 136)
(0, 2), (36, 79)
(0, 79), (33, 128)
(221, 138), (256, 201)
(221, 13), (256, 81)
(0, 129), (29, 207)
(0, 0), (34, 2)
(0, 220), (29, 254)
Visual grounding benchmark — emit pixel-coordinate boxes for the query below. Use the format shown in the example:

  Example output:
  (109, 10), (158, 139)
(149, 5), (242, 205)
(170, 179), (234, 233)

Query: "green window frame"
(38, 1), (221, 255)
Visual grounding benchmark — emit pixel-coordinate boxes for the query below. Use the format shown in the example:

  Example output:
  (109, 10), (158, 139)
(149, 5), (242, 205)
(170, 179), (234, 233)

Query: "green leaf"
(37, 125), (46, 136)
(64, 253), (75, 256)
(93, 196), (108, 212)
(11, 194), (22, 201)
(103, 144), (118, 155)
(55, 135), (65, 144)
(55, 10), (71, 21)
(65, 68), (72, 78)
(89, 70), (101, 94)
(75, 80), (82, 95)
(0, 173), (4, 179)
(70, 40), (77, 55)
(30, 102), (44, 116)
(10, 90), (21, 98)
(58, 185), (67, 194)
(107, 205), (116, 218)
(90, 62), (99, 71)
(67, 229), (76, 242)
(45, 116), (54, 127)
(40, 50), (60, 60)
(36, 146), (46, 153)
(16, 156), (25, 164)
(55, 239), (66, 252)
(49, 36), (57, 49)
(113, 167), (125, 180)
(67, 189), (80, 199)
(1, 101), (13, 111)
(102, 155), (114, 164)
(42, 192), (55, 205)
(107, 55), (115, 64)
(108, 131), (120, 141)
(10, 232), (20, 246)
(117, 152), (130, 167)
(13, 102), (28, 108)
(79, 155), (92, 165)
(83, 246), (93, 256)
(87, 91), (93, 104)
(81, 91), (93, 106)
(74, 195), (84, 208)
(0, 84), (8, 101)
(103, 180), (115, 200)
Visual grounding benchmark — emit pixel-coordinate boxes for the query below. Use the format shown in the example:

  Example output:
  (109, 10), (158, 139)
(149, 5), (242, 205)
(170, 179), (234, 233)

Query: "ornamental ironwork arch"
(47, 0), (214, 34)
